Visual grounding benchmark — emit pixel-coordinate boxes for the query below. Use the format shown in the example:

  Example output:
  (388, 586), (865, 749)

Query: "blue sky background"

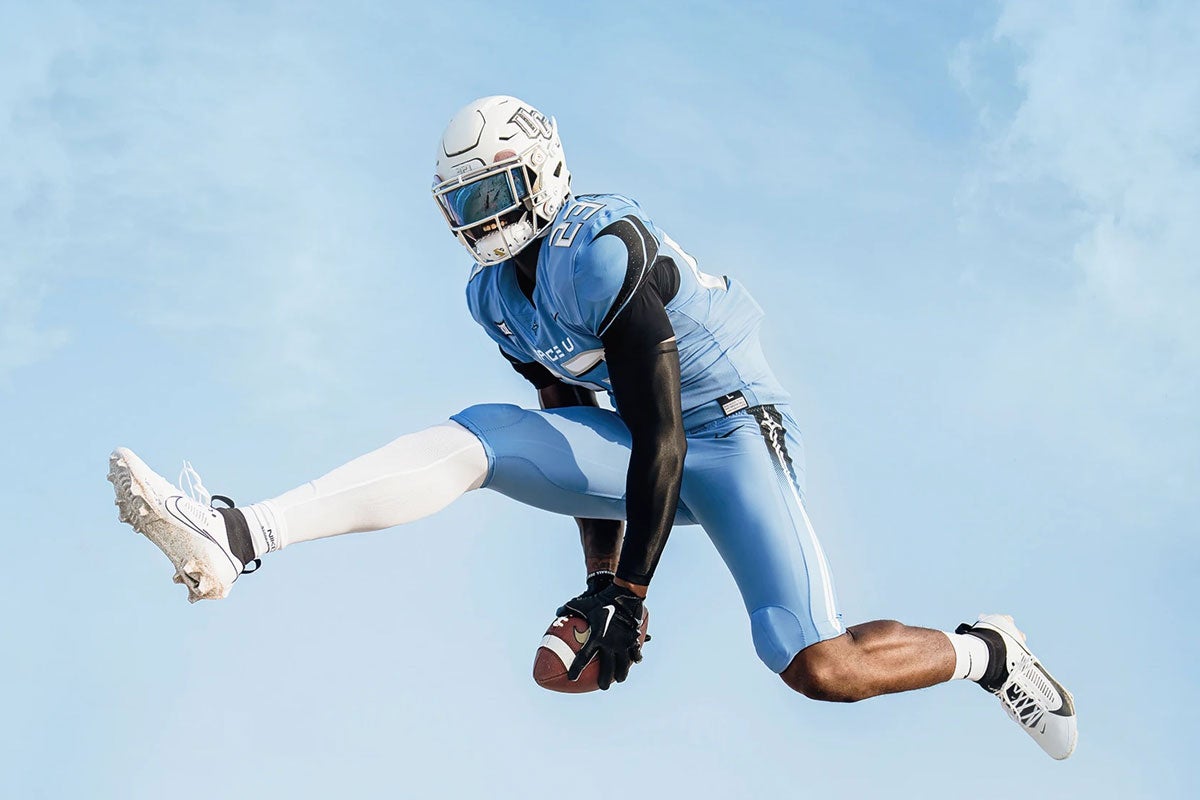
(3, 1), (1197, 797)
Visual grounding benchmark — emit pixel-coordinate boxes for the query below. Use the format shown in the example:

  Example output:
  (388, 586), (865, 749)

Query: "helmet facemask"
(433, 153), (535, 264)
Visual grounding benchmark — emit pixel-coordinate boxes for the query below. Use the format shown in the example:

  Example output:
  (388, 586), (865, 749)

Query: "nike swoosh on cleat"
(1035, 662), (1075, 716)
(165, 496), (239, 573)
(165, 496), (211, 537)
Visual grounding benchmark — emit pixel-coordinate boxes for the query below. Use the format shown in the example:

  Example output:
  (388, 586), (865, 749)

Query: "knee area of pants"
(750, 606), (807, 674)
(454, 403), (525, 433)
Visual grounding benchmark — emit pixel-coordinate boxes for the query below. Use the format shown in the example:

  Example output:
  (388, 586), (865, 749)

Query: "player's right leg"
(109, 447), (253, 603)
(108, 421), (489, 602)
(453, 403), (640, 520)
(109, 402), (690, 603)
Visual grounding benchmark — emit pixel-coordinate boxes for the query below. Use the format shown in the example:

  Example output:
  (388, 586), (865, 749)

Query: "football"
(532, 609), (650, 693)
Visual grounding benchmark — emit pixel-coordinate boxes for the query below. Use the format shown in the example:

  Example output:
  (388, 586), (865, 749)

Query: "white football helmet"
(432, 96), (571, 265)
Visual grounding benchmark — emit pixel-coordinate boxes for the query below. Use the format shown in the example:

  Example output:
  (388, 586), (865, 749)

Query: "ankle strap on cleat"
(212, 495), (261, 574)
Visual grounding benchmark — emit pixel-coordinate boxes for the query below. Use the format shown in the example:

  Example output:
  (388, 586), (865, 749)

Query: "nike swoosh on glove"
(557, 583), (645, 690)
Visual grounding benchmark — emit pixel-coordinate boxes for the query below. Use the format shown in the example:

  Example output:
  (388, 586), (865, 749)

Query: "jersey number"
(550, 200), (606, 248)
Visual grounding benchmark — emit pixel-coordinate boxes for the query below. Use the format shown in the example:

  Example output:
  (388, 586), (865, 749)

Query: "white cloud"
(948, 0), (1200, 519)
(972, 0), (1200, 354)
(0, 278), (68, 378)
(0, 4), (91, 381)
(0, 5), (440, 408)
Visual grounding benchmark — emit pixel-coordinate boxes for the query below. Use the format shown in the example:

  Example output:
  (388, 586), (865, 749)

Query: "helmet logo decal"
(509, 107), (553, 140)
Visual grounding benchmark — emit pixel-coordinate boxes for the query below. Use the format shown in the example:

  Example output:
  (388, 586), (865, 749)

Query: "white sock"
(241, 502), (282, 556)
(943, 631), (990, 682)
(239, 421), (488, 554)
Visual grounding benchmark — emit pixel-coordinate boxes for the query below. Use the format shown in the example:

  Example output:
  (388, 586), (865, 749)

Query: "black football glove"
(556, 582), (645, 690)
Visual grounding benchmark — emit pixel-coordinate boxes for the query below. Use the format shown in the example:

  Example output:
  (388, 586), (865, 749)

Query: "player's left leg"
(780, 620), (954, 701)
(789, 615), (1076, 759)
(680, 404), (1076, 759)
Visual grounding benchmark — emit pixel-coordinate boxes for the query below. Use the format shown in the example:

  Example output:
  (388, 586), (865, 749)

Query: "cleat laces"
(179, 461), (213, 507)
(995, 654), (1058, 732)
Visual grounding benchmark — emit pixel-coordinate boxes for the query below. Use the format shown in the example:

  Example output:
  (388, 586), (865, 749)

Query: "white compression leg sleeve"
(240, 421), (488, 553)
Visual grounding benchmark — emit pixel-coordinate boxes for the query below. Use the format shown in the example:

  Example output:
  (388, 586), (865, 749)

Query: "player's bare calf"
(782, 615), (1076, 760)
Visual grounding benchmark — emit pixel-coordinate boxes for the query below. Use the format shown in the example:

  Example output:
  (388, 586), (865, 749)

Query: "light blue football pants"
(451, 402), (845, 672)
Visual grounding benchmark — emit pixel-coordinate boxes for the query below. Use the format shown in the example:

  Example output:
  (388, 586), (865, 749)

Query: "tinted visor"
(439, 168), (529, 229)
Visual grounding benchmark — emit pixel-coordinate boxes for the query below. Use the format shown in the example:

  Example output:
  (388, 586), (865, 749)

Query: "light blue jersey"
(465, 193), (788, 424)
(454, 193), (845, 673)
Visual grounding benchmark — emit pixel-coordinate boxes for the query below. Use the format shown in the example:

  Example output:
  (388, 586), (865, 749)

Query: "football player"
(109, 96), (1076, 759)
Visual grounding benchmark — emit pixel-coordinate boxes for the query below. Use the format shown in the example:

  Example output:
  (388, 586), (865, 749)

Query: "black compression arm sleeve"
(601, 285), (685, 586)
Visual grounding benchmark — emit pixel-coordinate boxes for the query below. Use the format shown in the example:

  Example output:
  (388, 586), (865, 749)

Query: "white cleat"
(960, 614), (1078, 760)
(108, 447), (247, 603)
